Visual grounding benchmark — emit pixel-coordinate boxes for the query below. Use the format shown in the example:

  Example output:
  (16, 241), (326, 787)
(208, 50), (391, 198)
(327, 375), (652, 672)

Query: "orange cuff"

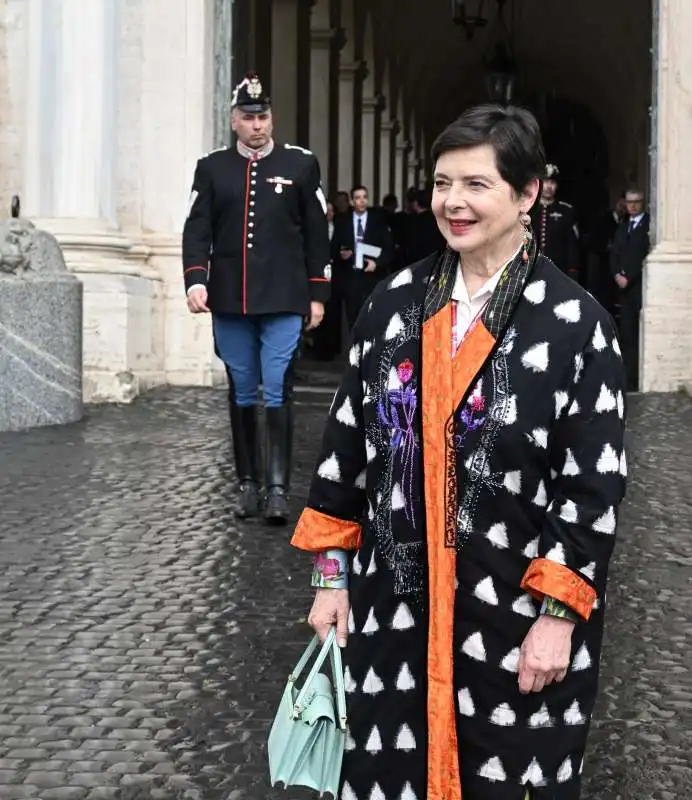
(291, 507), (363, 552)
(521, 558), (597, 621)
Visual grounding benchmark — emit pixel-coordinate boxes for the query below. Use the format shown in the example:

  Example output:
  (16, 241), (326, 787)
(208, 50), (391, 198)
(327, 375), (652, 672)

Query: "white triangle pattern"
(342, 781), (358, 800)
(347, 608), (355, 634)
(504, 470), (522, 495)
(349, 344), (361, 367)
(619, 450), (627, 477)
(352, 552), (362, 575)
(528, 703), (554, 728)
(344, 730), (356, 751)
(391, 484), (406, 511)
(490, 703), (516, 726)
(461, 632), (486, 662)
(522, 757), (546, 787)
(616, 391), (625, 420)
(572, 643), (592, 671)
(545, 542), (567, 565)
(579, 561), (597, 581)
(355, 469), (367, 489)
(592, 322), (607, 351)
(521, 342), (550, 373)
(478, 756), (507, 782)
(473, 576), (499, 605)
(385, 313), (405, 340)
(486, 522), (509, 549)
(529, 427), (548, 449)
(595, 384), (617, 413)
(396, 662), (415, 691)
(560, 500), (579, 524)
(523, 536), (540, 559)
(362, 667), (384, 695)
(500, 647), (520, 673)
(564, 700), (586, 725)
(394, 723), (416, 752)
(554, 299), (581, 323)
(557, 756), (573, 783)
(362, 608), (379, 635)
(597, 444), (620, 474)
(457, 687), (475, 717)
(562, 449), (581, 476)
(366, 551), (377, 575)
(343, 666), (357, 693)
(366, 438), (377, 462)
(369, 784), (385, 800)
(389, 267), (413, 288)
(362, 339), (373, 357)
(532, 480), (548, 507)
(612, 335), (622, 356)
(568, 399), (580, 416)
(317, 453), (341, 482)
(593, 506), (616, 534)
(524, 280), (546, 305)
(512, 594), (537, 618)
(399, 783), (417, 800)
(365, 725), (382, 753)
(336, 397), (358, 428)
(391, 602), (415, 631)
(555, 391), (570, 419)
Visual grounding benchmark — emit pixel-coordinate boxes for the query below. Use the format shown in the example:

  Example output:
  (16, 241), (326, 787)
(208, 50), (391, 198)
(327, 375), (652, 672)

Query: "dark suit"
(404, 209), (445, 265)
(331, 208), (394, 329)
(587, 210), (621, 316)
(610, 213), (650, 389)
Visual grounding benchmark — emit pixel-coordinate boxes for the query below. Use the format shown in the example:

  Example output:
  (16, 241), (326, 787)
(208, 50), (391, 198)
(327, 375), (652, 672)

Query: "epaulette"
(284, 143), (313, 156)
(201, 146), (228, 159)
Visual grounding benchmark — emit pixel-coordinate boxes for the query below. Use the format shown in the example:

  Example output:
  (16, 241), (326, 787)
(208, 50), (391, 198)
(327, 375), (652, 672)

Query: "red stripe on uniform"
(184, 266), (207, 275)
(242, 159), (253, 315)
(309, 277), (329, 282)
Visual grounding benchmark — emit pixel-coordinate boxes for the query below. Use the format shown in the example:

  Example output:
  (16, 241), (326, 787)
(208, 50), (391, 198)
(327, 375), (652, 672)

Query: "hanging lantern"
(483, 0), (516, 104)
(451, 0), (488, 40)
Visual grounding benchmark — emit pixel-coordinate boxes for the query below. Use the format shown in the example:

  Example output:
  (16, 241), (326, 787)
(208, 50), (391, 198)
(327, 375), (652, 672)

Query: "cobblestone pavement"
(0, 387), (690, 800)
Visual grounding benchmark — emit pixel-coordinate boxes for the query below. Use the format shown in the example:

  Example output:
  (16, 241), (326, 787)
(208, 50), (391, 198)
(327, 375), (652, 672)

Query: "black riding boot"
(264, 405), (292, 525)
(230, 404), (261, 519)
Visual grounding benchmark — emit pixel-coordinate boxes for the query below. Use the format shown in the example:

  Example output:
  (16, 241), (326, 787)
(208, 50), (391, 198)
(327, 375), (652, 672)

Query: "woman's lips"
(448, 219), (477, 235)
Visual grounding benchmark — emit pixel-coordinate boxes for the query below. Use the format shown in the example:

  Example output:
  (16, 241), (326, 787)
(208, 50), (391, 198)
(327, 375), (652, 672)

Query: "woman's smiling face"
(432, 143), (537, 256)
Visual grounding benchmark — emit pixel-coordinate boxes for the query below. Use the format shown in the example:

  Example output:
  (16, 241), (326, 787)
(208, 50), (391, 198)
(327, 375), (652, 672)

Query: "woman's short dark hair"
(431, 104), (546, 195)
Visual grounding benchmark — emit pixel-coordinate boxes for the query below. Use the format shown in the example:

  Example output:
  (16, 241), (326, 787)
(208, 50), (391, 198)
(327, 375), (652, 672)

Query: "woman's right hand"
(308, 588), (350, 648)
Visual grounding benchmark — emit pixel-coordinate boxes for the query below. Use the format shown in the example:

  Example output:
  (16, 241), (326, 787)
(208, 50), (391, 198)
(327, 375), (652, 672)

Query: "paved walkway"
(0, 388), (690, 800)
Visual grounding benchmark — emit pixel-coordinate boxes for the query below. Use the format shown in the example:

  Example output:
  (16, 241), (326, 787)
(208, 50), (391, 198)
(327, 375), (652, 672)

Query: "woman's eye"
(469, 181), (486, 190)
(434, 180), (448, 189)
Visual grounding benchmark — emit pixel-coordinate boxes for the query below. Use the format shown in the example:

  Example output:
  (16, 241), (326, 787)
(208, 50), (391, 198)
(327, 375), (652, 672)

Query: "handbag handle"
(290, 628), (348, 730)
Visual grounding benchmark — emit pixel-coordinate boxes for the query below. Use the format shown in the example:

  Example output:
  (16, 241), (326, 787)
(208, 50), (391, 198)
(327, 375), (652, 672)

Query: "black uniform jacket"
(531, 200), (580, 279)
(182, 143), (331, 315)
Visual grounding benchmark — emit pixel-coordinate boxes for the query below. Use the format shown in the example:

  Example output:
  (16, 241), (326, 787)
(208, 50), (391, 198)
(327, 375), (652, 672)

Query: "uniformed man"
(530, 163), (580, 280)
(182, 71), (331, 525)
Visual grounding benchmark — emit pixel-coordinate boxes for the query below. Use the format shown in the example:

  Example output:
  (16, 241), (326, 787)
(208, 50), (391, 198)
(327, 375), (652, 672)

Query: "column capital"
(339, 60), (368, 82)
(310, 27), (334, 48)
(362, 96), (379, 113)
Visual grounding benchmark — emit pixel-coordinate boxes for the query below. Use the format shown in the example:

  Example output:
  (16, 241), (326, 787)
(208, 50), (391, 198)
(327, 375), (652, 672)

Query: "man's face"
(334, 193), (350, 214)
(542, 178), (557, 202)
(231, 109), (273, 149)
(352, 189), (369, 214)
(326, 203), (335, 223)
(625, 192), (645, 218)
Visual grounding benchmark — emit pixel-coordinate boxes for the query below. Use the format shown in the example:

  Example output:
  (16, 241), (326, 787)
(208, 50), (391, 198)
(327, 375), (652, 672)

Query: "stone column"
(641, 0), (692, 391)
(310, 27), (333, 188)
(271, 0), (299, 143)
(395, 140), (408, 205)
(361, 97), (378, 195)
(380, 121), (394, 201)
(338, 62), (359, 192)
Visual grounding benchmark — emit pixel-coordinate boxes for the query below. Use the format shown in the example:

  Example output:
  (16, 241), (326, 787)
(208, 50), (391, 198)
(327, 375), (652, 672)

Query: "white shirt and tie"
(353, 211), (368, 244)
(627, 212), (645, 234)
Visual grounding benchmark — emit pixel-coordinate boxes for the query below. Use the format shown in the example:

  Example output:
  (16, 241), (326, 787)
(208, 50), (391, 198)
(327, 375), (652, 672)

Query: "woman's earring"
(520, 212), (532, 262)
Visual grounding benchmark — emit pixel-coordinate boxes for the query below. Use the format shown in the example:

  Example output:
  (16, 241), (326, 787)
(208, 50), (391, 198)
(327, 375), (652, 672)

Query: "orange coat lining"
(521, 558), (597, 621)
(422, 307), (496, 800)
(291, 507), (363, 552)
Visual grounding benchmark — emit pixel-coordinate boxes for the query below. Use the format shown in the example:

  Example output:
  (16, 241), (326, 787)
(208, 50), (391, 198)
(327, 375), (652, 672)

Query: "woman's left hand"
(517, 616), (575, 694)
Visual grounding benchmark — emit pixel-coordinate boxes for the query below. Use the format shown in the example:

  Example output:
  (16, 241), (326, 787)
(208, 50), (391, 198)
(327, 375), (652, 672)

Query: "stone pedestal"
(0, 220), (82, 431)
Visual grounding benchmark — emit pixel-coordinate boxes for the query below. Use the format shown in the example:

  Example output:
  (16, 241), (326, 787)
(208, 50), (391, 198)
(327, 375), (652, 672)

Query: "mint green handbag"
(268, 627), (347, 797)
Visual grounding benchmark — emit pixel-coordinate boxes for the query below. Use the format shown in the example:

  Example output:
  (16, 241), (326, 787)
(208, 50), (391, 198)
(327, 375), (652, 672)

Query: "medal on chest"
(266, 176), (294, 194)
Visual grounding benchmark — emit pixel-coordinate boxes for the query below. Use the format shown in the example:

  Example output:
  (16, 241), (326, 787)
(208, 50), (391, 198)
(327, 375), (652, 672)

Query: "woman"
(292, 105), (626, 800)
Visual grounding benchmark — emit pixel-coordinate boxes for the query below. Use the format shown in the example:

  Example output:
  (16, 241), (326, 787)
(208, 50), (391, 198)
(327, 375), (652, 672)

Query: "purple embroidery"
(377, 359), (418, 524)
(455, 381), (486, 449)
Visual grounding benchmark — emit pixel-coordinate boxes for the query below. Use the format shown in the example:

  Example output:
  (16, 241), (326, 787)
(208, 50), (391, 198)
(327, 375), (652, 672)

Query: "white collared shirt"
(628, 212), (645, 230)
(353, 211), (368, 243)
(450, 247), (521, 352)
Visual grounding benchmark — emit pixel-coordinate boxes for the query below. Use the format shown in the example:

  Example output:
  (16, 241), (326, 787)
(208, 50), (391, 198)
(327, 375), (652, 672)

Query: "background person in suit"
(610, 188), (650, 390)
(331, 185), (394, 329)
